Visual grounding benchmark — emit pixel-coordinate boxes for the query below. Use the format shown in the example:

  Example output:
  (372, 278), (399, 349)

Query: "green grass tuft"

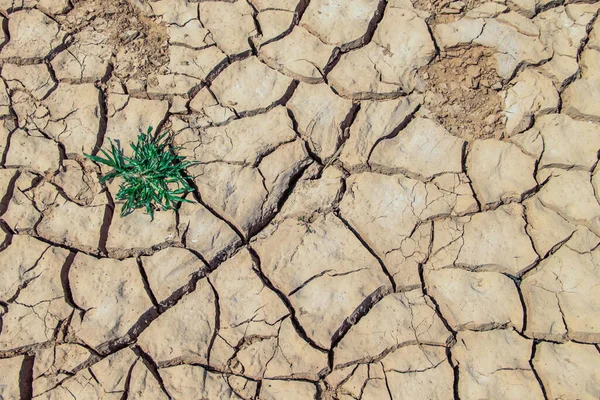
(85, 127), (195, 220)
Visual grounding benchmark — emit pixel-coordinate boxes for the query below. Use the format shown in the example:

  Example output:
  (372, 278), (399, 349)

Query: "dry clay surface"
(0, 0), (600, 398)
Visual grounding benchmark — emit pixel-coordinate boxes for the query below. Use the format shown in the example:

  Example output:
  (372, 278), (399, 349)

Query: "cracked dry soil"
(0, 0), (600, 399)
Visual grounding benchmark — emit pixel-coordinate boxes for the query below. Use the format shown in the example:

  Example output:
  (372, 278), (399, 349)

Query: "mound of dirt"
(411, 0), (487, 24)
(420, 46), (506, 140)
(59, 0), (169, 79)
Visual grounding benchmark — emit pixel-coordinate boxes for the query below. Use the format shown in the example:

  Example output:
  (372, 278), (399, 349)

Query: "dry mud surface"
(0, 0), (600, 398)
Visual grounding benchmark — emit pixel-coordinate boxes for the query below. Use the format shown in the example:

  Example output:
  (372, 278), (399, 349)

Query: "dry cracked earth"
(0, 0), (599, 399)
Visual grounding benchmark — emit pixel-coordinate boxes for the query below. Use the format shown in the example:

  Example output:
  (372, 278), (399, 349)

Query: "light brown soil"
(411, 0), (487, 24)
(420, 46), (506, 139)
(60, 0), (169, 79)
(0, 0), (599, 398)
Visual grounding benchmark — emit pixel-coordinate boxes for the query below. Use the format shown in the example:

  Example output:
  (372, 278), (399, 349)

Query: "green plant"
(85, 127), (195, 219)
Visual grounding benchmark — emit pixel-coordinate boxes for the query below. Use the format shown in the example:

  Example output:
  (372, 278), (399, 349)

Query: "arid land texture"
(0, 0), (599, 398)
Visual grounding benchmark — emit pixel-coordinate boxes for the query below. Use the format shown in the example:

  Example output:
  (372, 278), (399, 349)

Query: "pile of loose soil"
(411, 0), (487, 24)
(59, 0), (169, 80)
(420, 46), (506, 140)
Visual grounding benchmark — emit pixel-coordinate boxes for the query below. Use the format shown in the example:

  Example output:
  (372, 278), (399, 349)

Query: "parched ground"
(0, 0), (599, 398)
